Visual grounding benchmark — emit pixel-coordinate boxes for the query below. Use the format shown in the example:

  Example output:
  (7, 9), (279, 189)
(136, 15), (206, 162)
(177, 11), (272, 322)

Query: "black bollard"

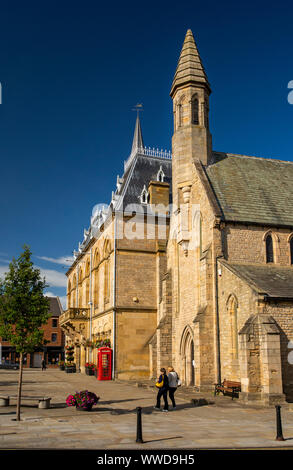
(136, 406), (144, 443)
(275, 405), (285, 441)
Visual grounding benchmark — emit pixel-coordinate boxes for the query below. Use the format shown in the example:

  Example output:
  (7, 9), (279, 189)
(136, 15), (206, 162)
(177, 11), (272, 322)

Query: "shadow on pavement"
(90, 402), (204, 415)
(100, 398), (146, 405)
(143, 436), (183, 444)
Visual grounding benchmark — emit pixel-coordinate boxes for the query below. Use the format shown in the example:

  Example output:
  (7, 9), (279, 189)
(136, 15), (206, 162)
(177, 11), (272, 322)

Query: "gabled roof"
(220, 260), (293, 298)
(206, 152), (293, 227)
(47, 297), (63, 316)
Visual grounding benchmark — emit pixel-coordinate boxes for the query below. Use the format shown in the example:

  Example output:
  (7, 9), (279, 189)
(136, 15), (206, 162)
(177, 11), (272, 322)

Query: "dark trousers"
(156, 388), (169, 410)
(168, 387), (177, 407)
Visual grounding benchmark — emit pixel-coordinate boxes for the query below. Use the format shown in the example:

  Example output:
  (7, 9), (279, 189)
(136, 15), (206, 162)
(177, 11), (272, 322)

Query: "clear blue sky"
(0, 0), (292, 306)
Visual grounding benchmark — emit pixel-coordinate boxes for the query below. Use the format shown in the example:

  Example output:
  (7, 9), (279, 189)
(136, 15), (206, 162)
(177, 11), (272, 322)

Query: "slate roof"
(206, 152), (293, 227)
(221, 260), (293, 298)
(116, 153), (172, 213)
(47, 297), (63, 316)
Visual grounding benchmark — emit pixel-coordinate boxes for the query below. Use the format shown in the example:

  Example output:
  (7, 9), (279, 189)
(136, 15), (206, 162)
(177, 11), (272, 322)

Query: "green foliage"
(0, 245), (50, 354)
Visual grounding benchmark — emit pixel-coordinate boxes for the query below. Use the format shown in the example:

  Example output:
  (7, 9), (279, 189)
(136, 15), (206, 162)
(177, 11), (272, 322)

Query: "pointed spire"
(170, 29), (211, 97)
(131, 114), (144, 154)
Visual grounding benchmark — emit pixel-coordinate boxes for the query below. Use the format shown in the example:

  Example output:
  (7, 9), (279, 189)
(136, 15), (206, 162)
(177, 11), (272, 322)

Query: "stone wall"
(224, 223), (293, 265)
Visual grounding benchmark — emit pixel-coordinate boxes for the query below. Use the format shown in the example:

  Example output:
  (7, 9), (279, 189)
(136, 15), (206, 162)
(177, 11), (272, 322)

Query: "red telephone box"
(97, 347), (112, 380)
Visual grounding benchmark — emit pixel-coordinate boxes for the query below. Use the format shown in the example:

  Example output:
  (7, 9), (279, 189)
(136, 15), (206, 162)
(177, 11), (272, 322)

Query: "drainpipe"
(215, 255), (221, 384)
(89, 247), (93, 362)
(112, 213), (117, 380)
(76, 267), (79, 308)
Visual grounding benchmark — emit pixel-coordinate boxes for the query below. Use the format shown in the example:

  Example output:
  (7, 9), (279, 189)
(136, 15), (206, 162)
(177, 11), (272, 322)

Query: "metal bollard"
(275, 405), (285, 441)
(136, 407), (144, 443)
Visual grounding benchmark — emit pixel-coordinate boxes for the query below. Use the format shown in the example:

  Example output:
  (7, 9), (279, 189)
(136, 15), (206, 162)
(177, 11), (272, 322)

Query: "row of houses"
(0, 297), (65, 368)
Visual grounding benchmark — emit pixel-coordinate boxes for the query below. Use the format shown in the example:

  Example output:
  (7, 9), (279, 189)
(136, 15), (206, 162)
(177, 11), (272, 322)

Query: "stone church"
(61, 29), (293, 405)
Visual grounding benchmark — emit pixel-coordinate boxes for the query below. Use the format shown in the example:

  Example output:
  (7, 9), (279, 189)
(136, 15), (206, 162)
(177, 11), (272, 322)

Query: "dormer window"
(140, 185), (149, 204)
(157, 166), (165, 183)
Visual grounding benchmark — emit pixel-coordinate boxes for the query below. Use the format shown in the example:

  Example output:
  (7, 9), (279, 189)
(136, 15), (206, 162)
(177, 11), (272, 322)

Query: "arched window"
(67, 280), (71, 309)
(104, 259), (109, 303)
(94, 270), (99, 308)
(85, 280), (89, 305)
(85, 260), (90, 277)
(204, 100), (209, 128)
(191, 96), (199, 125)
(78, 290), (83, 308)
(157, 166), (165, 183)
(265, 234), (274, 263)
(290, 237), (293, 265)
(94, 249), (100, 268)
(178, 103), (182, 128)
(199, 215), (203, 255)
(103, 239), (111, 303)
(140, 185), (149, 204)
(227, 295), (238, 360)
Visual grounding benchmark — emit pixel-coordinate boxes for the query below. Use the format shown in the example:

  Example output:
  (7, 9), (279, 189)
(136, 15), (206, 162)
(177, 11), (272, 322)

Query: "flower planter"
(85, 368), (95, 376)
(65, 366), (76, 373)
(76, 404), (93, 411)
(59, 365), (65, 371)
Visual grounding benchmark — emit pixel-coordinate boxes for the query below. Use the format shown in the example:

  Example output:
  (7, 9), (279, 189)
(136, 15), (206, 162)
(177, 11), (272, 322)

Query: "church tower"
(170, 29), (212, 206)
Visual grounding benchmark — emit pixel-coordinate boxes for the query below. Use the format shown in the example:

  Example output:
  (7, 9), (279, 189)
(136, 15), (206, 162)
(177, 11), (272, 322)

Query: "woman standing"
(154, 368), (169, 412)
(167, 366), (179, 409)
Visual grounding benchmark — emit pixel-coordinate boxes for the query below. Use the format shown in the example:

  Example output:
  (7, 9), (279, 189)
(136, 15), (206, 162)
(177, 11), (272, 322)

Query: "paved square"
(0, 369), (293, 449)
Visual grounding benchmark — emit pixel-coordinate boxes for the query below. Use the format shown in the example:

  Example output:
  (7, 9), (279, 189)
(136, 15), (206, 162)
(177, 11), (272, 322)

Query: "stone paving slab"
(0, 369), (293, 449)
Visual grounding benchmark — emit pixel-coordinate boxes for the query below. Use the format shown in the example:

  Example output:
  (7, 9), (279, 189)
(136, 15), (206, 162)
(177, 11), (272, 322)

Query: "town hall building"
(60, 29), (293, 405)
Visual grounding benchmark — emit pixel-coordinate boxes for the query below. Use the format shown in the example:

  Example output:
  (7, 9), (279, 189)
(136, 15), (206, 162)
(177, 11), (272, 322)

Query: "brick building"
(1, 296), (65, 368)
(61, 29), (293, 405)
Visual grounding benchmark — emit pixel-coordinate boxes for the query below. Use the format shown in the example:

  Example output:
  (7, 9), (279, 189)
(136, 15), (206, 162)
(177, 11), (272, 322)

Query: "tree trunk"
(16, 352), (23, 421)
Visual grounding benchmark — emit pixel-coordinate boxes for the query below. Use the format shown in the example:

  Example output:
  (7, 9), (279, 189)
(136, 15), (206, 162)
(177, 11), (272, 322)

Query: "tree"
(0, 245), (50, 421)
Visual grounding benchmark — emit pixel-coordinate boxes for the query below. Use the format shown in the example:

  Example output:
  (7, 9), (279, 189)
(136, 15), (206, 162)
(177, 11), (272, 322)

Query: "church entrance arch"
(180, 326), (195, 386)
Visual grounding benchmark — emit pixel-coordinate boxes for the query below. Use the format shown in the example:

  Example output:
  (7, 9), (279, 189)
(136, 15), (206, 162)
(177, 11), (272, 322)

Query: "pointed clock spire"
(170, 29), (211, 97)
(131, 113), (144, 154)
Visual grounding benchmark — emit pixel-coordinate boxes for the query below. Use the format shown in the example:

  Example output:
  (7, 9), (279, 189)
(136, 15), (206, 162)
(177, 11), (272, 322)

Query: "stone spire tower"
(131, 113), (144, 154)
(170, 29), (212, 205)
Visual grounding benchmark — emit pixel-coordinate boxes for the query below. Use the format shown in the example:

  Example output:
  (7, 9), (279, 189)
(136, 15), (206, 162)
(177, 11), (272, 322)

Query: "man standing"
(41, 357), (46, 371)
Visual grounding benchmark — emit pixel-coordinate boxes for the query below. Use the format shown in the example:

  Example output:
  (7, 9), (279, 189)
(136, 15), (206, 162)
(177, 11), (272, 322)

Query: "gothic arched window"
(104, 259), (109, 303)
(265, 234), (274, 263)
(227, 295), (238, 360)
(290, 237), (293, 265)
(140, 185), (149, 204)
(157, 166), (165, 183)
(191, 96), (199, 125)
(204, 100), (209, 128)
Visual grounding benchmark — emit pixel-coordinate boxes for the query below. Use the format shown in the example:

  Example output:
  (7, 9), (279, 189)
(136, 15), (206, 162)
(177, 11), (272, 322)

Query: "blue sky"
(0, 0), (292, 307)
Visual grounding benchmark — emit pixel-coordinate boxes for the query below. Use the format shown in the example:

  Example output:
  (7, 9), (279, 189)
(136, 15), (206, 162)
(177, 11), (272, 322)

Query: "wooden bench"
(0, 395), (51, 409)
(214, 379), (241, 400)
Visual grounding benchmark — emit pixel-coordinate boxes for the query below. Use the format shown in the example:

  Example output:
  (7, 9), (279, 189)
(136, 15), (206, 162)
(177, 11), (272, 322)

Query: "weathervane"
(132, 103), (143, 117)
